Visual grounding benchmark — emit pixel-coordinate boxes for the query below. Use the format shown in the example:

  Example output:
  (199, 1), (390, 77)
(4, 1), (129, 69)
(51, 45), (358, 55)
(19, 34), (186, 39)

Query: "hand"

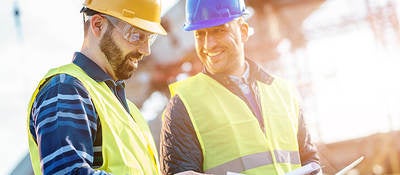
(175, 170), (214, 175)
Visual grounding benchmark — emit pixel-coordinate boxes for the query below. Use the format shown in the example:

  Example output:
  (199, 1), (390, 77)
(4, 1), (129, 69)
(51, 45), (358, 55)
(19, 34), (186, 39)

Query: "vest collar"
(203, 58), (274, 86)
(72, 52), (126, 88)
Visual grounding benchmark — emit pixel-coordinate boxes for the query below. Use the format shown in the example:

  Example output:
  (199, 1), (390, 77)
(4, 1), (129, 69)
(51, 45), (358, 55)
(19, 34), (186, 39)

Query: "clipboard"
(228, 156), (364, 175)
(335, 156), (364, 175)
(285, 156), (364, 175)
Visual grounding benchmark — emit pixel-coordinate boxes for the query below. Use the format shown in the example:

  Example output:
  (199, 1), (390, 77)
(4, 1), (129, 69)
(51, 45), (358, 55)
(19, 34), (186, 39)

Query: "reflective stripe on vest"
(274, 150), (301, 164)
(205, 150), (300, 174)
(27, 64), (160, 175)
(170, 73), (301, 175)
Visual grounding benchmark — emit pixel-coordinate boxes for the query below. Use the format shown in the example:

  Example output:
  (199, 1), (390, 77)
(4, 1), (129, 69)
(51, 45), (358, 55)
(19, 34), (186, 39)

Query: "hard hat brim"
(183, 16), (237, 31)
(120, 16), (167, 35)
(92, 9), (167, 35)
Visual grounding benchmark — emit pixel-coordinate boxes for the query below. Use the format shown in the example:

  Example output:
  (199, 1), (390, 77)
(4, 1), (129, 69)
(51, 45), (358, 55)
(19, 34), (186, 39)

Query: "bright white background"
(1, 0), (82, 174)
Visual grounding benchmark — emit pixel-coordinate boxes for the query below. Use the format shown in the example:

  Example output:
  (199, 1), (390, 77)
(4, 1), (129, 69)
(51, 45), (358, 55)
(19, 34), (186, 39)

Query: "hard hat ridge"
(184, 0), (247, 31)
(82, 0), (167, 35)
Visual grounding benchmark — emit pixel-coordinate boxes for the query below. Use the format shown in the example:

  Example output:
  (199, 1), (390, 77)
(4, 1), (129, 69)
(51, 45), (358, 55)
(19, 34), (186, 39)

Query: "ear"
(90, 14), (106, 37)
(240, 20), (249, 42)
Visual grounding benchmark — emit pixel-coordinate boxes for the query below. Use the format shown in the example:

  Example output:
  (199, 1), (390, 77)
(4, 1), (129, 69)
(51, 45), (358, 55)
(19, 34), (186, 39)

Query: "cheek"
(113, 34), (135, 54)
(120, 46), (136, 58)
(195, 41), (202, 52)
(195, 44), (205, 59)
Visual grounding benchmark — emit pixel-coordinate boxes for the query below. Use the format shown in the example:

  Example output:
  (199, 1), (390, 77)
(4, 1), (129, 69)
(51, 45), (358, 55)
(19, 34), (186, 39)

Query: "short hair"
(80, 7), (100, 37)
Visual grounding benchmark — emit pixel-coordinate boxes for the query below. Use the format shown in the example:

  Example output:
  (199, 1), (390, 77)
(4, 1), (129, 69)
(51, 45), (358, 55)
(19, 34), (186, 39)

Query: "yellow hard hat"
(82, 0), (167, 35)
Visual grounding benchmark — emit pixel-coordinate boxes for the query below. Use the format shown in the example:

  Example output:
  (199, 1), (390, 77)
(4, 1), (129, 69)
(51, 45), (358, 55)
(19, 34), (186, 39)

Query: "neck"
(81, 41), (117, 80)
(230, 59), (246, 77)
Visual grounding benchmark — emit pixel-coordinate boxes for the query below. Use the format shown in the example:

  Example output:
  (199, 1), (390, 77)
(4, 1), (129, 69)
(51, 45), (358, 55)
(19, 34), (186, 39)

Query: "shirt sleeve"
(297, 109), (321, 168)
(159, 95), (203, 175)
(29, 74), (111, 175)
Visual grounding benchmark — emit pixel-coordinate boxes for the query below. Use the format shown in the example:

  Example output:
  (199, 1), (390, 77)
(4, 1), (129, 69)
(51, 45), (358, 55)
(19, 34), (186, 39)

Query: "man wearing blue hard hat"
(160, 0), (321, 174)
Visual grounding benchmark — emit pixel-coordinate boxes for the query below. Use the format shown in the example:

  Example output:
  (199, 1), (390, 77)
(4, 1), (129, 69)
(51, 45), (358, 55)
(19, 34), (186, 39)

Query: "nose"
(203, 32), (217, 51)
(137, 40), (151, 56)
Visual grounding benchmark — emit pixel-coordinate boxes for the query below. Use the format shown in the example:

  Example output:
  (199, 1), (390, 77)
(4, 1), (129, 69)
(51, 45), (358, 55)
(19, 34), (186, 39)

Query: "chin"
(126, 72), (135, 79)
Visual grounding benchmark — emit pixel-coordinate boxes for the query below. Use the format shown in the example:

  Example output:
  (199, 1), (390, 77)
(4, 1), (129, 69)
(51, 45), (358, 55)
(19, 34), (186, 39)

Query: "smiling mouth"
(126, 52), (143, 62)
(130, 57), (140, 64)
(205, 50), (223, 57)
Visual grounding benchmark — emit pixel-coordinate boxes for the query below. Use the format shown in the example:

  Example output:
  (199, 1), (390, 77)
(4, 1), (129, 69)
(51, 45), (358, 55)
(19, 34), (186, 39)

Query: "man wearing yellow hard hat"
(27, 0), (166, 174)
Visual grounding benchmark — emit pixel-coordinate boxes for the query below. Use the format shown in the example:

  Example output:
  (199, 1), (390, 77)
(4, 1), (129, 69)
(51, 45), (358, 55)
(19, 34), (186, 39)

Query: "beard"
(100, 27), (142, 80)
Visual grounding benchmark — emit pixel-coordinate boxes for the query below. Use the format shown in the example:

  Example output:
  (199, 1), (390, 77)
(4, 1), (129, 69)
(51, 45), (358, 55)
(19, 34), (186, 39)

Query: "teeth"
(129, 57), (138, 62)
(129, 55), (143, 62)
(207, 51), (222, 57)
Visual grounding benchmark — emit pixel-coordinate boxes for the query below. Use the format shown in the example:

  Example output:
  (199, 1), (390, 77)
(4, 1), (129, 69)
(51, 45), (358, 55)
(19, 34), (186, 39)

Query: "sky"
(1, 0), (400, 174)
(300, 0), (400, 143)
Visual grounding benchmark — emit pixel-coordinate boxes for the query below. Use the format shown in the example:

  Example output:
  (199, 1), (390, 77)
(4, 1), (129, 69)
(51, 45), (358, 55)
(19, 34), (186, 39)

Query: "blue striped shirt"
(29, 52), (129, 174)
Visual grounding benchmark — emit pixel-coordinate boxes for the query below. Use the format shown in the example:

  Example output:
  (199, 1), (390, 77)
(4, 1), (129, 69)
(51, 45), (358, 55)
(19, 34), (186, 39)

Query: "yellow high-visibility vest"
(169, 73), (301, 175)
(27, 64), (160, 175)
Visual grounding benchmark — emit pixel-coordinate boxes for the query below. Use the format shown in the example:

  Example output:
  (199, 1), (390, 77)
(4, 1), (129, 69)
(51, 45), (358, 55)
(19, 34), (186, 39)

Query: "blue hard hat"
(183, 0), (247, 31)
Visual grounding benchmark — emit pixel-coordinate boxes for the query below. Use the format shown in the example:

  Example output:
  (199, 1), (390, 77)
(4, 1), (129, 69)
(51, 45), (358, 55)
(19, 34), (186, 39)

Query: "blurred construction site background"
(1, 0), (400, 174)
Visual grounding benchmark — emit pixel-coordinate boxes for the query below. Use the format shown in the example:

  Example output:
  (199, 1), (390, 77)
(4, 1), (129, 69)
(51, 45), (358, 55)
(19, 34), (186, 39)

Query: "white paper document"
(285, 156), (364, 175)
(335, 156), (364, 175)
(285, 162), (321, 175)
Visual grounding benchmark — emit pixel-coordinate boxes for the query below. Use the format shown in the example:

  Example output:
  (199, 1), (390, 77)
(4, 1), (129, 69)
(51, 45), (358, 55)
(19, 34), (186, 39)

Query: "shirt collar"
(72, 52), (125, 87)
(228, 61), (250, 84)
(203, 58), (274, 86)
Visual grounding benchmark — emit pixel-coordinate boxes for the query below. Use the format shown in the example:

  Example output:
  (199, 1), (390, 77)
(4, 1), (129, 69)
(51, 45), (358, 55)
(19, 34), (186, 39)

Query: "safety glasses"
(102, 15), (158, 46)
